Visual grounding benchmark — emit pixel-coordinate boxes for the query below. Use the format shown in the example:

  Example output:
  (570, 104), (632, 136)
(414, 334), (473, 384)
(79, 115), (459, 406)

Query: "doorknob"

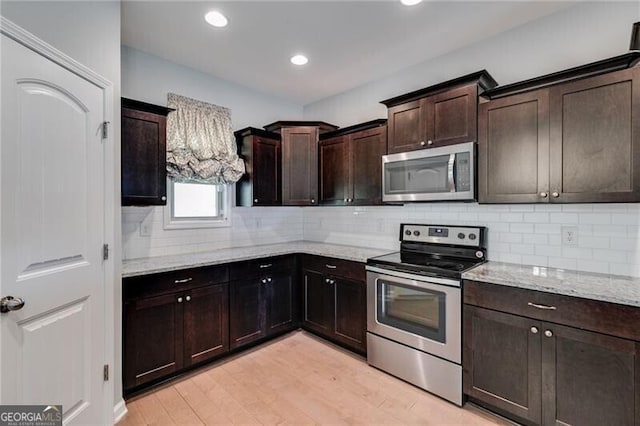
(1, 296), (25, 313)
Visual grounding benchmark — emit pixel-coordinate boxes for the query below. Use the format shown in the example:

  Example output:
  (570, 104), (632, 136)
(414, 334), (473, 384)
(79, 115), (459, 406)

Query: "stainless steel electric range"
(366, 223), (487, 406)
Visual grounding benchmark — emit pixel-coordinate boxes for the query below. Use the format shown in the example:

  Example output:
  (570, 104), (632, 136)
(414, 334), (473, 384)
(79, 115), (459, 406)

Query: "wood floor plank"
(118, 331), (509, 426)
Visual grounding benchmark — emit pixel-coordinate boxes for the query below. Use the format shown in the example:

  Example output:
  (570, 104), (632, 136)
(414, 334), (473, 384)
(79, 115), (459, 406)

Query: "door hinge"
(103, 244), (109, 261)
(103, 364), (109, 381)
(101, 121), (110, 139)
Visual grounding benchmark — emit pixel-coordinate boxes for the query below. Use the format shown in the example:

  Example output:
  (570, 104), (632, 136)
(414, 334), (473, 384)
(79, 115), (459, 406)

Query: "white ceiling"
(121, 1), (577, 105)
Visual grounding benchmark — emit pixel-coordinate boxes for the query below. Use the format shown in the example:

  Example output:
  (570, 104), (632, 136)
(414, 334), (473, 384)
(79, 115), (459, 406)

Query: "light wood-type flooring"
(119, 331), (509, 425)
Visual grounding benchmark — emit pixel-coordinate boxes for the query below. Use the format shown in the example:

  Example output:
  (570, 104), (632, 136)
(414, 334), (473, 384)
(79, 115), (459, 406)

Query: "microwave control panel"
(455, 152), (471, 192)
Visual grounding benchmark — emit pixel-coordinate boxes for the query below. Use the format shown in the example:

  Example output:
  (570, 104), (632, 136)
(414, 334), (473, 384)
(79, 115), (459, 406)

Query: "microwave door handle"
(447, 153), (456, 192)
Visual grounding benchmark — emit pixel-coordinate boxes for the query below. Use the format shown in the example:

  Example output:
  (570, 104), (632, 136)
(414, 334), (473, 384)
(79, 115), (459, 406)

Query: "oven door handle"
(447, 153), (456, 192)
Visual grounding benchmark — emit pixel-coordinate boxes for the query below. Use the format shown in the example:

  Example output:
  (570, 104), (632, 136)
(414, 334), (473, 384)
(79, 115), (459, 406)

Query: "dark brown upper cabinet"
(121, 98), (174, 206)
(319, 120), (388, 206)
(381, 71), (497, 154)
(235, 127), (282, 206)
(479, 53), (640, 203)
(264, 121), (338, 206)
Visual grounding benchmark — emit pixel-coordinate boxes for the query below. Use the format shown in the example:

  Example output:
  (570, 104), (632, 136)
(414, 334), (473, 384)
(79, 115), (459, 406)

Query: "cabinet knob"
(254, 198), (259, 203)
(348, 198), (352, 203)
(344, 198), (348, 203)
(544, 330), (553, 338)
(530, 326), (538, 334)
(261, 278), (267, 284)
(185, 296), (191, 302)
(552, 192), (560, 198)
(420, 141), (426, 146)
(177, 297), (183, 303)
(161, 195), (167, 201)
(540, 192), (548, 198)
(267, 277), (272, 283)
(427, 140), (433, 146)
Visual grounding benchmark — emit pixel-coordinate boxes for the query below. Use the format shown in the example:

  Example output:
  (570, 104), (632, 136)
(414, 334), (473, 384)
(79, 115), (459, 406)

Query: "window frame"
(163, 178), (232, 230)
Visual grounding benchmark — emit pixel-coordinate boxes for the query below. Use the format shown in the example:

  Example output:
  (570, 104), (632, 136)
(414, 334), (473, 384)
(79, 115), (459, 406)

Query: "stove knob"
(405, 230), (412, 236)
(413, 230), (420, 237)
(469, 233), (477, 241)
(458, 233), (465, 239)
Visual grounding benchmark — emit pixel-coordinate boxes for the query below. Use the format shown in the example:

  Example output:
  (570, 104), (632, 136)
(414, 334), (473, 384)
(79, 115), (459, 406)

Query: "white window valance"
(166, 93), (244, 184)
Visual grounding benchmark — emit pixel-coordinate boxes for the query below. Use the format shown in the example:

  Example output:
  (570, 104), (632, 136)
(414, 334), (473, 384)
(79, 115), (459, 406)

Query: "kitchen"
(1, 1), (640, 425)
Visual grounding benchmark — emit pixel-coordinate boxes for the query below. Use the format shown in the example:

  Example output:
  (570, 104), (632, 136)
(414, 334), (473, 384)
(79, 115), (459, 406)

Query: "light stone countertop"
(462, 261), (640, 308)
(122, 241), (392, 278)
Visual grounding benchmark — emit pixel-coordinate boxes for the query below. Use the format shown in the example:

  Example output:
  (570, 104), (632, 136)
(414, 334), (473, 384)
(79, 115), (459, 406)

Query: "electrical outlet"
(562, 226), (578, 246)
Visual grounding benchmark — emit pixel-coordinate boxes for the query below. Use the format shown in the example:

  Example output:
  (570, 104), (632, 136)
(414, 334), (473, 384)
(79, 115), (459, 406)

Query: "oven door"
(366, 267), (461, 363)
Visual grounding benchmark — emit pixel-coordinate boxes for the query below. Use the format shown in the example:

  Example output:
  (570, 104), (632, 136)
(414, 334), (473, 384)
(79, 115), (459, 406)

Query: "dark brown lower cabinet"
(123, 282), (228, 394)
(464, 305), (640, 426)
(229, 269), (297, 350)
(302, 257), (367, 354)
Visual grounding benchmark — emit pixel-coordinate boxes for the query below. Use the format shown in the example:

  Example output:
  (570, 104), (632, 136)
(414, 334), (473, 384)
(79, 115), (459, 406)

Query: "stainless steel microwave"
(382, 141), (475, 202)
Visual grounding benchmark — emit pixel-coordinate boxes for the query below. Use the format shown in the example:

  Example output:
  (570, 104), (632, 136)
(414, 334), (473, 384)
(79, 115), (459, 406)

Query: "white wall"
(121, 46), (305, 260)
(122, 46), (303, 130)
(303, 2), (640, 127)
(1, 0), (123, 420)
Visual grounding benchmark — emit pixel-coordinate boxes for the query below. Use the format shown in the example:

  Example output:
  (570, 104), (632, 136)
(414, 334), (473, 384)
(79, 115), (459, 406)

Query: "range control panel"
(400, 223), (483, 247)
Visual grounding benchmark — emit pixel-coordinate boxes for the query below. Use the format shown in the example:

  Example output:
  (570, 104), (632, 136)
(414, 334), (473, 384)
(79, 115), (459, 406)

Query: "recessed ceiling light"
(400, 0), (423, 5)
(290, 54), (308, 66)
(205, 11), (228, 28)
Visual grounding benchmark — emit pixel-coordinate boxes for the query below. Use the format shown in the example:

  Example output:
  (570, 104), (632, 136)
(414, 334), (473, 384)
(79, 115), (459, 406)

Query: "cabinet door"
(427, 85), (477, 147)
(302, 270), (333, 335)
(183, 284), (229, 366)
(229, 278), (265, 349)
(463, 305), (542, 425)
(319, 136), (350, 205)
(121, 107), (167, 206)
(350, 126), (387, 205)
(549, 67), (640, 202)
(387, 100), (426, 154)
(282, 126), (319, 205)
(265, 271), (296, 336)
(253, 136), (281, 205)
(333, 278), (366, 353)
(123, 293), (183, 392)
(541, 322), (639, 426)
(478, 90), (550, 203)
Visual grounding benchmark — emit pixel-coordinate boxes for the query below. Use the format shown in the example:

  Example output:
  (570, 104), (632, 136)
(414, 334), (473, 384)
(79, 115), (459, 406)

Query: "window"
(163, 179), (231, 229)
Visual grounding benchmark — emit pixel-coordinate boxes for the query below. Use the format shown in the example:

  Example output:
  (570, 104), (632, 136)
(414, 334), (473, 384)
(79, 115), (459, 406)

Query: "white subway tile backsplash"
(123, 201), (640, 277)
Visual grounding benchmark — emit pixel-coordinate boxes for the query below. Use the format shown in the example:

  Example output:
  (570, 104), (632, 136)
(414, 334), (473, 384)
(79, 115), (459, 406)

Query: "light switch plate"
(562, 226), (578, 246)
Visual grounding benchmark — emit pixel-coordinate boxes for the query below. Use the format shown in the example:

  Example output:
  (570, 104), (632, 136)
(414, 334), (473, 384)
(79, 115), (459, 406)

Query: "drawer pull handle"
(175, 278), (193, 284)
(325, 264), (337, 269)
(528, 302), (556, 310)
(259, 264), (273, 269)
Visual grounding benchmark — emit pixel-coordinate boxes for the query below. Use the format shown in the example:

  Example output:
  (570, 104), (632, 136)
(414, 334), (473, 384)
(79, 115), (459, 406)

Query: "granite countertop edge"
(122, 241), (391, 278)
(462, 261), (640, 308)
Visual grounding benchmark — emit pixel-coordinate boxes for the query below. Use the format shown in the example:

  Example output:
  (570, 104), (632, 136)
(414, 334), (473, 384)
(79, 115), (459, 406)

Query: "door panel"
(479, 90), (550, 203)
(542, 322), (638, 426)
(319, 136), (349, 205)
(282, 127), (318, 205)
(303, 270), (333, 333)
(351, 126), (387, 205)
(229, 279), (265, 349)
(387, 100), (425, 154)
(254, 136), (281, 205)
(429, 85), (477, 146)
(1, 34), (106, 424)
(266, 272), (295, 335)
(549, 67), (640, 202)
(463, 306), (542, 425)
(184, 284), (229, 365)
(334, 278), (366, 353)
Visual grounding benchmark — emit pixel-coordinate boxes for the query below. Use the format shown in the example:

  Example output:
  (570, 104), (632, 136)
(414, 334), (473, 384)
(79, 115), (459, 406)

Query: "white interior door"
(1, 32), (107, 425)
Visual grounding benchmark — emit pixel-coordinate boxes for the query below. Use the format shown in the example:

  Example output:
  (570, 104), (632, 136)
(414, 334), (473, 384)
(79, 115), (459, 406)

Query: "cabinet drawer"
(463, 280), (640, 341)
(229, 255), (296, 280)
(124, 265), (229, 301)
(302, 255), (365, 282)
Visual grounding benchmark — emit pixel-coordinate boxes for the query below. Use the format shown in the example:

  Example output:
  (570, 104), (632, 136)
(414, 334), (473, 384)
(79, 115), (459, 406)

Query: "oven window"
(377, 279), (446, 343)
(384, 155), (451, 194)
